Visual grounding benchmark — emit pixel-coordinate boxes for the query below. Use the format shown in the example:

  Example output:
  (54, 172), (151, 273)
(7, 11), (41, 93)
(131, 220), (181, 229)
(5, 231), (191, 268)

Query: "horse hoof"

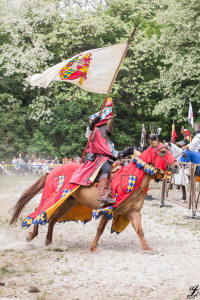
(142, 249), (158, 255)
(45, 240), (52, 246)
(144, 247), (153, 251)
(90, 246), (98, 252)
(26, 233), (33, 242)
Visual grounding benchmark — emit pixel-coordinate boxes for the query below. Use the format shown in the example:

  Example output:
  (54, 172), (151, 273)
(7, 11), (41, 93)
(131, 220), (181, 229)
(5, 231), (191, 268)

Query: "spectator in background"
(27, 158), (32, 174)
(12, 156), (17, 166)
(42, 160), (50, 174)
(31, 154), (35, 163)
(54, 156), (59, 164)
(32, 159), (38, 175)
(49, 159), (54, 171)
(12, 156), (20, 173)
(18, 153), (24, 165)
(23, 154), (29, 173)
(23, 154), (29, 164)
(74, 156), (81, 164)
(0, 161), (7, 175)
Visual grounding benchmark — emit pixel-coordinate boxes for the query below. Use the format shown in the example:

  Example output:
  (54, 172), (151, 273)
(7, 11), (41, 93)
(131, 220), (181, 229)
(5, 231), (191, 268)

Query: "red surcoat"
(69, 127), (116, 186)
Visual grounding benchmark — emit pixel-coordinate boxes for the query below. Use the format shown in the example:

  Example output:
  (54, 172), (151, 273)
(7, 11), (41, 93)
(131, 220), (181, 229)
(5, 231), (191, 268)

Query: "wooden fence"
(161, 162), (200, 217)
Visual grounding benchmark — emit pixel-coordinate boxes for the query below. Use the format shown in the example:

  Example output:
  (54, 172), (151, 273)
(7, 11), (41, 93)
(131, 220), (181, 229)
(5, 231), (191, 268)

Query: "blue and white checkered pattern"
(88, 106), (112, 121)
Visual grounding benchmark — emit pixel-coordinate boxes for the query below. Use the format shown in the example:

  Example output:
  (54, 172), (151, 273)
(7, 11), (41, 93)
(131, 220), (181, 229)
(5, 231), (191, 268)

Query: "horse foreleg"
(182, 185), (186, 200)
(26, 224), (39, 242)
(45, 197), (77, 246)
(129, 211), (152, 251)
(90, 216), (109, 252)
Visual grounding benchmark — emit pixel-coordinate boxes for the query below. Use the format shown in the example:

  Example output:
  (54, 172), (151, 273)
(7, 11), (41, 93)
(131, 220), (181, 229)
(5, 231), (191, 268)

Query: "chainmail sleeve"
(85, 127), (91, 139)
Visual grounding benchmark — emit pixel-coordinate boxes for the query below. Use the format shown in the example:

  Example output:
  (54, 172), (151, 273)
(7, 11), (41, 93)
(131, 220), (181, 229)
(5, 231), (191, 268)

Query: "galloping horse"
(10, 144), (179, 252)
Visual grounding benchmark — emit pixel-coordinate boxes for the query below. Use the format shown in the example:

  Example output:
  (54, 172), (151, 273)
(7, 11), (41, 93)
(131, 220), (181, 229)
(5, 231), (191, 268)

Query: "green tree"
(0, 0), (199, 160)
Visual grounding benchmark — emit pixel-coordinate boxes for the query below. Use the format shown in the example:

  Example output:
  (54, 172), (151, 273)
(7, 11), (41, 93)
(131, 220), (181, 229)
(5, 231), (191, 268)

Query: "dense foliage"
(0, 0), (199, 160)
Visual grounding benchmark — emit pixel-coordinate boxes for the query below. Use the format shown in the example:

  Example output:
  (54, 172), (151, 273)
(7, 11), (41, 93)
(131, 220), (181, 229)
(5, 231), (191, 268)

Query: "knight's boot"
(99, 175), (115, 208)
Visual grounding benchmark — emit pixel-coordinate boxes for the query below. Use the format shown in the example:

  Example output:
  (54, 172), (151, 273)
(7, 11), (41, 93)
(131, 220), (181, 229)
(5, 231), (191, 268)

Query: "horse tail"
(10, 173), (49, 225)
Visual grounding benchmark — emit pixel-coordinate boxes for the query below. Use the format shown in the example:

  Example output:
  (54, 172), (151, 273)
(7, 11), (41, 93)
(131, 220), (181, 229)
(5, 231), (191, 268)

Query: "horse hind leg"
(45, 197), (77, 246)
(26, 224), (39, 242)
(90, 216), (109, 252)
(128, 211), (152, 251)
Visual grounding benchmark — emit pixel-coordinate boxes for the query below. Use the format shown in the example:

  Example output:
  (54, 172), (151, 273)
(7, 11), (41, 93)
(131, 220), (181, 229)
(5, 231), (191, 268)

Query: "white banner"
(188, 101), (194, 128)
(27, 43), (127, 94)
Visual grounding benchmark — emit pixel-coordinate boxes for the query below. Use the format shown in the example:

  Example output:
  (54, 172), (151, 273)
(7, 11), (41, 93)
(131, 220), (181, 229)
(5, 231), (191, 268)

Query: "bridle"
(152, 146), (170, 170)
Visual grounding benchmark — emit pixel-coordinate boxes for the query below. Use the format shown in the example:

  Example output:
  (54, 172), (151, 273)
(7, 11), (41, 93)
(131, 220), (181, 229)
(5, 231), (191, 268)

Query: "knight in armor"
(176, 126), (192, 148)
(182, 124), (200, 151)
(147, 133), (159, 147)
(70, 98), (133, 207)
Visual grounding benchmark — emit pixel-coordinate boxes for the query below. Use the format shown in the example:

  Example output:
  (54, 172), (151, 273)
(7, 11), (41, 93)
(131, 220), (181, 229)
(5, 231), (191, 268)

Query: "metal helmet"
(106, 118), (114, 135)
(194, 124), (200, 132)
(148, 133), (158, 141)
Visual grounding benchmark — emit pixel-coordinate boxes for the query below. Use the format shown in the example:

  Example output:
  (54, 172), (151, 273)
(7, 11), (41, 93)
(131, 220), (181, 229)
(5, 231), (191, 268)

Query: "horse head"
(139, 143), (180, 174)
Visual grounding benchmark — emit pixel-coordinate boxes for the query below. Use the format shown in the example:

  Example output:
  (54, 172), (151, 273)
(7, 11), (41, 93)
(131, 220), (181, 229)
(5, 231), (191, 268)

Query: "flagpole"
(171, 119), (174, 142)
(80, 26), (138, 163)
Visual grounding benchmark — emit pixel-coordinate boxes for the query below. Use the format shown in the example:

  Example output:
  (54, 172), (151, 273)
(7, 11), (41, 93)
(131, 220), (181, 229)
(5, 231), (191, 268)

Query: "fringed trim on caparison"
(22, 211), (48, 227)
(93, 206), (115, 220)
(132, 156), (165, 181)
(132, 157), (158, 175)
(22, 216), (34, 228)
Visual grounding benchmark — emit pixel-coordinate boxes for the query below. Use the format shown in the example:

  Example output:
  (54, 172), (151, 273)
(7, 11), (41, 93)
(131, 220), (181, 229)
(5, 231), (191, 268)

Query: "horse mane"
(10, 173), (48, 225)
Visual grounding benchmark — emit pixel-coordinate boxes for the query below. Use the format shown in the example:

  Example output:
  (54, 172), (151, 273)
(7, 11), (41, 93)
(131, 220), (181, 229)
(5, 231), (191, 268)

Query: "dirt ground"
(0, 175), (200, 300)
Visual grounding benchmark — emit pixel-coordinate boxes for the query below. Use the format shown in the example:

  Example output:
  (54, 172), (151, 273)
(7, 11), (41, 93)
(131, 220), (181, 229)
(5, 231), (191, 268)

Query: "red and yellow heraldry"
(60, 53), (92, 85)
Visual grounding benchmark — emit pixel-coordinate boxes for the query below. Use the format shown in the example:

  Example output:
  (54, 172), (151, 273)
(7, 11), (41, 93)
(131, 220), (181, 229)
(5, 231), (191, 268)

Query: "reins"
(152, 146), (170, 171)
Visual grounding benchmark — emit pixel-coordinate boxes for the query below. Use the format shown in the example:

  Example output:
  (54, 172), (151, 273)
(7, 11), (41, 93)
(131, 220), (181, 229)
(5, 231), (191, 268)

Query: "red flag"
(171, 122), (178, 143)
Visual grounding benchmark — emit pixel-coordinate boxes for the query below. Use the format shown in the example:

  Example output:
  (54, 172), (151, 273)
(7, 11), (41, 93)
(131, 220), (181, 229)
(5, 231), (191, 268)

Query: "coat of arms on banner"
(60, 53), (92, 84)
(120, 175), (137, 194)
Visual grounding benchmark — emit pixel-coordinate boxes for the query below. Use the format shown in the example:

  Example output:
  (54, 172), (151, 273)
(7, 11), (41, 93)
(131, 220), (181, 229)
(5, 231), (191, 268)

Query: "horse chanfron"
(169, 161), (180, 174)
(139, 143), (180, 174)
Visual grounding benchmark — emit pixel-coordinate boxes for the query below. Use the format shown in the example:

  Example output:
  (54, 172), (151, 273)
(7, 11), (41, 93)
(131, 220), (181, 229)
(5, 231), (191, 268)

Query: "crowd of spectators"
(0, 153), (81, 176)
